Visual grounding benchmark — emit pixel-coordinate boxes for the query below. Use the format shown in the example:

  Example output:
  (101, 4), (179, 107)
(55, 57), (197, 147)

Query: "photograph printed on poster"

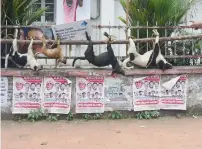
(12, 77), (43, 113)
(161, 80), (186, 97)
(133, 75), (161, 111)
(133, 76), (160, 98)
(77, 77), (104, 102)
(44, 77), (71, 104)
(14, 81), (42, 103)
(160, 75), (188, 110)
(76, 76), (105, 113)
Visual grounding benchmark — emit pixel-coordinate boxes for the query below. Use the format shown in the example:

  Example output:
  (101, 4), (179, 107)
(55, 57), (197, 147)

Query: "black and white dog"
(5, 29), (42, 71)
(72, 31), (125, 76)
(122, 29), (172, 71)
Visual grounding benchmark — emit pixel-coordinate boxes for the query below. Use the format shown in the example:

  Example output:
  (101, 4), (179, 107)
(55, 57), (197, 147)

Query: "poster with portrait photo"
(76, 76), (105, 113)
(19, 27), (54, 54)
(12, 77), (43, 114)
(0, 77), (8, 107)
(133, 75), (161, 111)
(104, 76), (133, 111)
(43, 76), (72, 114)
(160, 75), (188, 110)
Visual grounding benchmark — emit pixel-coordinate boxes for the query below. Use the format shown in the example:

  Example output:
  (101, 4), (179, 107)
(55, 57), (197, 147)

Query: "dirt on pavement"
(1, 117), (202, 149)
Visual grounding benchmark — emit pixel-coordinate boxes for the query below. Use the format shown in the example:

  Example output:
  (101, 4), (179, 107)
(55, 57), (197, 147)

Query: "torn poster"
(0, 77), (8, 107)
(160, 75), (188, 110)
(104, 76), (133, 111)
(133, 75), (161, 111)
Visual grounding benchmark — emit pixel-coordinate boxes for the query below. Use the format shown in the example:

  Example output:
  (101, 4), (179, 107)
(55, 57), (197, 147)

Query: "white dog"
(5, 29), (42, 71)
(121, 29), (172, 71)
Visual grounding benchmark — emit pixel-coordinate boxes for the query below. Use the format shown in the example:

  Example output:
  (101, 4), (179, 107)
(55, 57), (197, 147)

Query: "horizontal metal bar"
(164, 55), (202, 59)
(1, 34), (202, 45)
(1, 55), (202, 59)
(1, 25), (196, 29)
(93, 25), (195, 29)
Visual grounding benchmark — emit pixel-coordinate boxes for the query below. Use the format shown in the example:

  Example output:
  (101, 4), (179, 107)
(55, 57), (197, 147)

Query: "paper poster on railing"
(12, 77), (43, 114)
(133, 75), (161, 111)
(160, 75), (188, 110)
(43, 76), (72, 114)
(0, 77), (8, 107)
(51, 19), (92, 40)
(76, 76), (105, 113)
(63, 0), (91, 23)
(20, 27), (54, 54)
(104, 76), (133, 111)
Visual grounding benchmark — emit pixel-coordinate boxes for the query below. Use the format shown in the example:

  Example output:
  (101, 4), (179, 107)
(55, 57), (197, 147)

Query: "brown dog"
(35, 36), (67, 67)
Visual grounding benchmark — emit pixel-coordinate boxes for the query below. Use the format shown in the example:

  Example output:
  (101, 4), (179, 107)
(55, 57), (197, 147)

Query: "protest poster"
(12, 77), (43, 114)
(133, 75), (161, 111)
(76, 76), (105, 113)
(160, 75), (188, 110)
(51, 19), (92, 40)
(0, 77), (8, 107)
(104, 76), (133, 111)
(63, 0), (91, 23)
(43, 76), (72, 114)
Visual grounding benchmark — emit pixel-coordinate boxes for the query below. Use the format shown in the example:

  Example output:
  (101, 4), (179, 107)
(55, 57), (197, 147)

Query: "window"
(33, 0), (56, 23)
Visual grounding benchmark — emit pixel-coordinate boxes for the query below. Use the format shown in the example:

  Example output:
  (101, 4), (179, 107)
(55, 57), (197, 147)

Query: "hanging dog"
(5, 29), (42, 71)
(35, 36), (67, 68)
(72, 31), (125, 76)
(122, 29), (172, 71)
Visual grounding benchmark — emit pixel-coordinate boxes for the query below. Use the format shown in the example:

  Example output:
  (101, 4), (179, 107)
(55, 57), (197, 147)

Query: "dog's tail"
(72, 57), (86, 67)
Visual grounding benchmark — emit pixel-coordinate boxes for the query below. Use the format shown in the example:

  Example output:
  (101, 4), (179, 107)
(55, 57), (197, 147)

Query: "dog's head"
(33, 65), (43, 71)
(34, 66), (38, 71)
(157, 60), (172, 71)
(112, 63), (125, 76)
(163, 62), (172, 71)
(62, 58), (67, 64)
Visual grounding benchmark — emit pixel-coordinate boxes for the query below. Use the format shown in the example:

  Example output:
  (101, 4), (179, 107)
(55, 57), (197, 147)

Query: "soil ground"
(1, 116), (202, 149)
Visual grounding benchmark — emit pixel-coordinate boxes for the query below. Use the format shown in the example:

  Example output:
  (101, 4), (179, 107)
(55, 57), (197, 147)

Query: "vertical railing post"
(125, 0), (129, 55)
(137, 21), (139, 52)
(146, 21), (149, 52)
(5, 20), (8, 57)
(164, 22), (167, 56)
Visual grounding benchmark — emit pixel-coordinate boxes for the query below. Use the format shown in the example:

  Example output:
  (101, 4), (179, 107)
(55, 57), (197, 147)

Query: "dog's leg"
(12, 38), (18, 56)
(5, 54), (9, 68)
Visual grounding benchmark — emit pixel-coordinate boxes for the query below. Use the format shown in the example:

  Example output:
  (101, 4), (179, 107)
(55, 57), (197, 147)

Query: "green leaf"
(118, 16), (127, 24)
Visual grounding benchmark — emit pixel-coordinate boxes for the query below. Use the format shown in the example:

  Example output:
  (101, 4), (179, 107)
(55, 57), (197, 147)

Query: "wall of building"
(1, 70), (202, 119)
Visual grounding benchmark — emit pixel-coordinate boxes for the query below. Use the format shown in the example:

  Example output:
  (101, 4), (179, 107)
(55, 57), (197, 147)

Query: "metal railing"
(1, 22), (202, 68)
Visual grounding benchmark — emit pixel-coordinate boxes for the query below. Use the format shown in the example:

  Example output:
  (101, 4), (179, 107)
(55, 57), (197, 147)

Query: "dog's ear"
(103, 32), (109, 38)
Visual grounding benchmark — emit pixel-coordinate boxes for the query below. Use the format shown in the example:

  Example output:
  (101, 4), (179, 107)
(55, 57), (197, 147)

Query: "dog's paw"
(152, 29), (159, 36)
